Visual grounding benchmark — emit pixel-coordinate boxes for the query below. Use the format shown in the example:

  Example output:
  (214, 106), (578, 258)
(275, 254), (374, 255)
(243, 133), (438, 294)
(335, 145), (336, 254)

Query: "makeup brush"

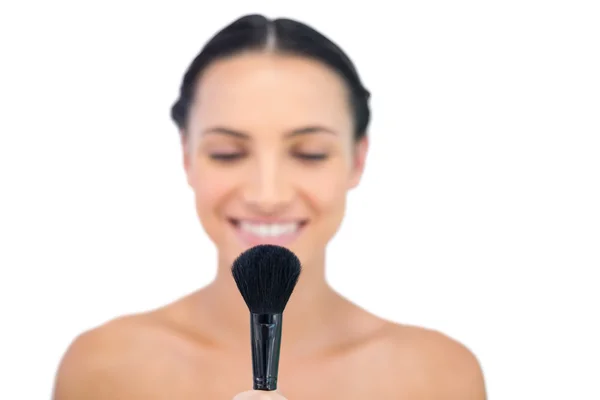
(231, 244), (302, 391)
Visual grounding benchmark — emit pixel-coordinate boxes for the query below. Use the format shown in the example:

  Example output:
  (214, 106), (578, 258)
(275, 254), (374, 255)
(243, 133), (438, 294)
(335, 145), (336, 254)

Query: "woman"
(53, 14), (486, 400)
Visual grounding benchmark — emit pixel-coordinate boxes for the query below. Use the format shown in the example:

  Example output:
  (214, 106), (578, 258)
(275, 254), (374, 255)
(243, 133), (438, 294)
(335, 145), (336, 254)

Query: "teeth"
(240, 221), (299, 237)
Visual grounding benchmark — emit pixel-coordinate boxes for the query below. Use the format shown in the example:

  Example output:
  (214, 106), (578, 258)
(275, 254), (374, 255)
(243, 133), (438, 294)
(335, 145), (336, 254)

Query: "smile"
(229, 219), (307, 245)
(240, 221), (300, 237)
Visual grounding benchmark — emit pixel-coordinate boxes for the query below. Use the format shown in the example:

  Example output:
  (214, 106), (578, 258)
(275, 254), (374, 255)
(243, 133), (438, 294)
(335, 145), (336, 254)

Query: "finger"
(232, 389), (287, 399)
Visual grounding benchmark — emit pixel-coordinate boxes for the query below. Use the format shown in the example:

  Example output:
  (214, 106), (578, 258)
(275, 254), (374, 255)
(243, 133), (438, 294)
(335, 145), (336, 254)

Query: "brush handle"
(250, 313), (283, 391)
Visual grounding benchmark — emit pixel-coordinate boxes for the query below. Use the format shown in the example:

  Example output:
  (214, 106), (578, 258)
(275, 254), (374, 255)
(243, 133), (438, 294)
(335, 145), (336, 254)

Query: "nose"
(242, 157), (294, 214)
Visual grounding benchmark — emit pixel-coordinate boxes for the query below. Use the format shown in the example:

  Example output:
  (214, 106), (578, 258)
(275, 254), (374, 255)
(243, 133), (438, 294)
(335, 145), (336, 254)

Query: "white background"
(0, 1), (598, 399)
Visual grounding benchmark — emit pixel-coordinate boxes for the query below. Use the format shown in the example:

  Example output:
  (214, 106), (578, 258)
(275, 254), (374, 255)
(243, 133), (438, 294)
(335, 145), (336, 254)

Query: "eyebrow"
(201, 125), (338, 139)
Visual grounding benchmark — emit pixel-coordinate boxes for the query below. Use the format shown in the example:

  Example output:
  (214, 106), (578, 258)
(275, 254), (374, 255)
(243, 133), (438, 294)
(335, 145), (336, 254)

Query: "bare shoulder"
(52, 304), (202, 400)
(382, 322), (487, 399)
(53, 314), (164, 399)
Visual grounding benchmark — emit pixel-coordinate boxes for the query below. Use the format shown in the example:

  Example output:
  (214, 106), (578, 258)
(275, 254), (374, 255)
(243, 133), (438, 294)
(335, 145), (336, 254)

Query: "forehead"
(189, 52), (353, 134)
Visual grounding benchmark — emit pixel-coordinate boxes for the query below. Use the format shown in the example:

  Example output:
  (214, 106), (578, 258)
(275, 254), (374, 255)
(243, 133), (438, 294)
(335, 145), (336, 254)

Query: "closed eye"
(294, 153), (329, 161)
(209, 153), (245, 161)
(209, 153), (328, 162)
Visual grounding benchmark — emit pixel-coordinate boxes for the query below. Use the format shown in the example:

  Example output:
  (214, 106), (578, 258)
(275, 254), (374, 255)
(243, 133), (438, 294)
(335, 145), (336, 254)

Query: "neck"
(198, 250), (340, 349)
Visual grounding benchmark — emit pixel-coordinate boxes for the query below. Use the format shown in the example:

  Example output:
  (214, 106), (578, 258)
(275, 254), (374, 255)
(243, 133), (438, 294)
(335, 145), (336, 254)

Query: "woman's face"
(181, 52), (368, 269)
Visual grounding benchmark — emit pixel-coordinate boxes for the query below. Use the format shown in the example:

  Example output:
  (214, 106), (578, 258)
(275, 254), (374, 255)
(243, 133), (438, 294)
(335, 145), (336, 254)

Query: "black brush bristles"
(232, 244), (302, 315)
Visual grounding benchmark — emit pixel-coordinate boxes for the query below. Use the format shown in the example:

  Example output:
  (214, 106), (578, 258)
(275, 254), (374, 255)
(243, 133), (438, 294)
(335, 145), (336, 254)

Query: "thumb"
(232, 389), (287, 400)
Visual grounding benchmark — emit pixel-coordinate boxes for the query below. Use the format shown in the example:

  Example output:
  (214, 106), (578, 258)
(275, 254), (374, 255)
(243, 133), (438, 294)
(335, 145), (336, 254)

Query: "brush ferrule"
(250, 313), (283, 391)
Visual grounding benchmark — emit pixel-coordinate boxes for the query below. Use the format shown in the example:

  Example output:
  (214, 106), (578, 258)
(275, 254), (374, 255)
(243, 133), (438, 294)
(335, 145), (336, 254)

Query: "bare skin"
(53, 287), (485, 399)
(53, 52), (486, 399)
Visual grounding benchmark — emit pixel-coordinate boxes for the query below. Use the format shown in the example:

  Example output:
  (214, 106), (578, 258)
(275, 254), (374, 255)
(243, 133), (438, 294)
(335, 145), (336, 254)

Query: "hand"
(232, 390), (287, 399)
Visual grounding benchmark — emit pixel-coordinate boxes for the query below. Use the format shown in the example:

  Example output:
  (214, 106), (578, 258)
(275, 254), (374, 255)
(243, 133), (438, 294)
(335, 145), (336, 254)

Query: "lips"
(229, 218), (307, 246)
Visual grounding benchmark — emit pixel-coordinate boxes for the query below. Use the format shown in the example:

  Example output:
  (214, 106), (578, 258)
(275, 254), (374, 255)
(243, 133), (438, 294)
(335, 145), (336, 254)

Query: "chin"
(211, 215), (335, 268)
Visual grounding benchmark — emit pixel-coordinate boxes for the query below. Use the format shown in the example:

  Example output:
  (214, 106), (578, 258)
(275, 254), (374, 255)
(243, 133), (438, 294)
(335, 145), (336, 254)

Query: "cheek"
(190, 166), (236, 213)
(298, 163), (351, 211)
